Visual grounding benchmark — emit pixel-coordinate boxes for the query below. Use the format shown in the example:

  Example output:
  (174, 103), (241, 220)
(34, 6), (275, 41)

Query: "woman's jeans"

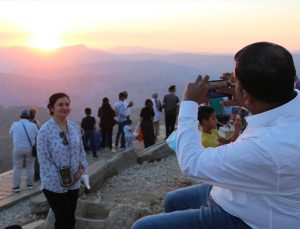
(131, 184), (251, 229)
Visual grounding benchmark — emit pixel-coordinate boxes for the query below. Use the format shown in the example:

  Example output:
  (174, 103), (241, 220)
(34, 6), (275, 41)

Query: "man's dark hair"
(198, 106), (215, 124)
(85, 107), (91, 115)
(119, 92), (125, 100)
(234, 41), (296, 104)
(169, 85), (176, 92)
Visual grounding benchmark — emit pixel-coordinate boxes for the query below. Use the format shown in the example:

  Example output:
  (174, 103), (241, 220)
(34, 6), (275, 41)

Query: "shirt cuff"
(179, 101), (199, 119)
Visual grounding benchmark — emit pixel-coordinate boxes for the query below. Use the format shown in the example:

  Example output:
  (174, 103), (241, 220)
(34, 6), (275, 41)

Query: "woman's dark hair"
(198, 106), (215, 124)
(145, 99), (153, 107)
(234, 42), (296, 104)
(101, 97), (111, 110)
(29, 108), (36, 119)
(102, 97), (109, 103)
(47, 92), (70, 116)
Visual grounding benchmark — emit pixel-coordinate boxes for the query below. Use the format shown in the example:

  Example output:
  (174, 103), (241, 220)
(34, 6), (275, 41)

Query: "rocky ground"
(86, 154), (196, 215)
(0, 154), (197, 228)
(0, 198), (46, 228)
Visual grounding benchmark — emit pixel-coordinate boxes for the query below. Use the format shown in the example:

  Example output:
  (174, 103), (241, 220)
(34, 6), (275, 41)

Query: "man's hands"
(128, 101), (134, 108)
(183, 75), (209, 104)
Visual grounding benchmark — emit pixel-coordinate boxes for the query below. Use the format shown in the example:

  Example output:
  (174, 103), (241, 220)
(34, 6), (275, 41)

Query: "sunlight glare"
(27, 33), (65, 51)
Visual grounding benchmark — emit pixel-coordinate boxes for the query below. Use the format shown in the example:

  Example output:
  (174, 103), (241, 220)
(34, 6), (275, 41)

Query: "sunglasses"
(59, 131), (69, 145)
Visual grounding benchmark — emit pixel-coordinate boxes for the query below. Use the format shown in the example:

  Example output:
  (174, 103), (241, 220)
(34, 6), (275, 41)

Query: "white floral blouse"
(37, 118), (88, 193)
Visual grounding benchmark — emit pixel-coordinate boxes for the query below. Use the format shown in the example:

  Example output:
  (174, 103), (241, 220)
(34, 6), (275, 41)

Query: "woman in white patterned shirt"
(37, 92), (88, 229)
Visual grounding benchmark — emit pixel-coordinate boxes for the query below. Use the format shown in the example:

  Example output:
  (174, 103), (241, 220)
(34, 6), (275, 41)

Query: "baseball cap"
(20, 109), (30, 118)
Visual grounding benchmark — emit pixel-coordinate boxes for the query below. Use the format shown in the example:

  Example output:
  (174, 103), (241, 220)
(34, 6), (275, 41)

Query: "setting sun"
(0, 1), (300, 52)
(27, 34), (65, 51)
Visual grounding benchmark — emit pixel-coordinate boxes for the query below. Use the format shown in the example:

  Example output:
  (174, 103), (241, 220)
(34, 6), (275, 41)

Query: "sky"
(0, 0), (299, 53)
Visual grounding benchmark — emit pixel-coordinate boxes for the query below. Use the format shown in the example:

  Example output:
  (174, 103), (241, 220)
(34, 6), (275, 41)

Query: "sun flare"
(27, 34), (65, 51)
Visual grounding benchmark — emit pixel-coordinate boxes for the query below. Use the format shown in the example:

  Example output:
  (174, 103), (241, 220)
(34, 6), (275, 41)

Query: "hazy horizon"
(1, 0), (300, 53)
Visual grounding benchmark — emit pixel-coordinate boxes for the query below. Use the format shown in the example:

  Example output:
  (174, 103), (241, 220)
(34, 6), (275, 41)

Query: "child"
(198, 106), (241, 148)
(123, 119), (133, 149)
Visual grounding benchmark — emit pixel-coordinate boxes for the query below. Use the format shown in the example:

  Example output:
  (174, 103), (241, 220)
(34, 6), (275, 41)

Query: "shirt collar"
(245, 90), (300, 128)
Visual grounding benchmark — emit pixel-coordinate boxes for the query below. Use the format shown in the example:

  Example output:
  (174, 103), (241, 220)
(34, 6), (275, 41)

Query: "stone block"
(137, 141), (173, 164)
(23, 220), (45, 229)
(75, 198), (150, 229)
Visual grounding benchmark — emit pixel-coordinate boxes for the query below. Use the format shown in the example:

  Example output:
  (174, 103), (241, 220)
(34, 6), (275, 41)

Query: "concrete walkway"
(0, 136), (158, 211)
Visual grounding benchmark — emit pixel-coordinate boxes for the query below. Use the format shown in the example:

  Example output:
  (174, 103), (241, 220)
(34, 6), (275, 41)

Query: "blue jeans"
(131, 184), (251, 229)
(115, 121), (126, 148)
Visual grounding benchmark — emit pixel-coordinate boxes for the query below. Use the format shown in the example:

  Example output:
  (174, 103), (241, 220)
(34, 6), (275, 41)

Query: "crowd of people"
(79, 88), (181, 156)
(7, 86), (181, 228)
(7, 41), (300, 229)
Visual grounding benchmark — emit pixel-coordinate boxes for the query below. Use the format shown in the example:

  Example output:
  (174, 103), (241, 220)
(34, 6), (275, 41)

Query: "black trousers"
(165, 114), (177, 138)
(34, 158), (40, 181)
(141, 120), (155, 148)
(101, 127), (113, 148)
(43, 189), (79, 229)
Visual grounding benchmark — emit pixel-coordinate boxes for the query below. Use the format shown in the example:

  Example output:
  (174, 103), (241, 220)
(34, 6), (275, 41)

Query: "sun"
(27, 33), (66, 51)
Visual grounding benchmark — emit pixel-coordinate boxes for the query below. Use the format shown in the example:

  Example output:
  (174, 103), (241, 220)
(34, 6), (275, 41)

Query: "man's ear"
(242, 89), (253, 106)
(202, 119), (207, 126)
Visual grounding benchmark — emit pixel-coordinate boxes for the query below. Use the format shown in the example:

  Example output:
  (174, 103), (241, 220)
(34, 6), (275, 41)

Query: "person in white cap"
(9, 109), (38, 193)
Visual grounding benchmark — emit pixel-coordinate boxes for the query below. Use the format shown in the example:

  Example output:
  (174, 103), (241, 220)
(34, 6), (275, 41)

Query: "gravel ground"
(86, 154), (197, 214)
(0, 198), (45, 228)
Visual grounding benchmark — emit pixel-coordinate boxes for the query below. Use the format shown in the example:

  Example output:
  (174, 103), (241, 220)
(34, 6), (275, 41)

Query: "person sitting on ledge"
(131, 42), (300, 229)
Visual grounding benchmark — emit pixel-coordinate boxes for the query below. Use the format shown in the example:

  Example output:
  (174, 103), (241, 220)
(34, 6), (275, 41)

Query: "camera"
(208, 80), (231, 98)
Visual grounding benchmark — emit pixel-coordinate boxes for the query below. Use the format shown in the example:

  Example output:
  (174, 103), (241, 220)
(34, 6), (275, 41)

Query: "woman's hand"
(73, 168), (84, 182)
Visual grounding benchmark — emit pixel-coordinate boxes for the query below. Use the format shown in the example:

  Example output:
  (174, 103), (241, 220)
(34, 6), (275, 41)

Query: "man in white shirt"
(114, 92), (130, 149)
(9, 109), (39, 193)
(132, 42), (300, 229)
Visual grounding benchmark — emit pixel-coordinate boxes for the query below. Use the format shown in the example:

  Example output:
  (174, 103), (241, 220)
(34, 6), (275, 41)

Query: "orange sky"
(0, 0), (299, 53)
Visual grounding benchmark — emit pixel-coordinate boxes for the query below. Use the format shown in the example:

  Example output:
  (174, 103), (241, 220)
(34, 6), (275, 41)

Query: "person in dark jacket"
(81, 107), (97, 158)
(163, 85), (180, 138)
(140, 99), (155, 148)
(98, 97), (116, 152)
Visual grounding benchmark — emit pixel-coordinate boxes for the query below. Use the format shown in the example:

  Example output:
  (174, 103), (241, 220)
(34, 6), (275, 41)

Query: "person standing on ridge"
(81, 107), (97, 158)
(98, 97), (116, 152)
(114, 92), (130, 150)
(29, 107), (41, 181)
(9, 109), (38, 193)
(37, 92), (88, 229)
(163, 85), (180, 138)
(151, 92), (162, 140)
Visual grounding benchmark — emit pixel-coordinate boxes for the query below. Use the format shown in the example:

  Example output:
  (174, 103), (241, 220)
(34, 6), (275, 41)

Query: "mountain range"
(0, 45), (299, 121)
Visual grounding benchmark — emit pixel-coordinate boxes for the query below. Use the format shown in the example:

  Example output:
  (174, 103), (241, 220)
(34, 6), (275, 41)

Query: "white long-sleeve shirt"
(176, 91), (300, 229)
(114, 100), (130, 122)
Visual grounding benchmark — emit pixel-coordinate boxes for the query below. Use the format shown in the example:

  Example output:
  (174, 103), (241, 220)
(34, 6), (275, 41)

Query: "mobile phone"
(208, 80), (230, 98)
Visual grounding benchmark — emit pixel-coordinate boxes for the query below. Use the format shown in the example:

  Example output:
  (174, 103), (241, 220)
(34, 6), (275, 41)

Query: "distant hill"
(0, 59), (199, 120)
